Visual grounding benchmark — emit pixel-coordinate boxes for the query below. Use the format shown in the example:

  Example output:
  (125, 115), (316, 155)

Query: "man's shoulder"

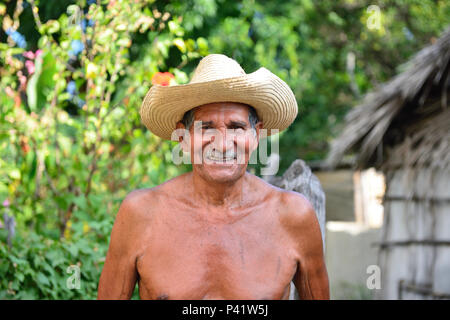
(246, 173), (317, 223)
(247, 176), (320, 249)
(121, 188), (155, 208)
(245, 172), (285, 197)
(277, 189), (318, 233)
(119, 173), (189, 214)
(116, 188), (155, 222)
(247, 174), (313, 210)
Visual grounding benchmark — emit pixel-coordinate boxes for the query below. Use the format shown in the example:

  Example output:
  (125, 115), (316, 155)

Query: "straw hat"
(140, 54), (298, 140)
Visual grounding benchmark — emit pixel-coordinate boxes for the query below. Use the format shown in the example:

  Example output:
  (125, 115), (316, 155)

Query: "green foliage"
(26, 51), (57, 112)
(0, 0), (200, 299)
(0, 231), (108, 299)
(0, 0), (448, 299)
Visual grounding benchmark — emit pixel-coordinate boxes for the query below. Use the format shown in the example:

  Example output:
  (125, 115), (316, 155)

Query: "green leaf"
(9, 168), (21, 180)
(67, 245), (79, 257)
(28, 152), (37, 181)
(17, 273), (25, 282)
(47, 20), (60, 34)
(173, 38), (186, 53)
(196, 37), (209, 55)
(36, 272), (50, 287)
(26, 71), (39, 112)
(26, 50), (57, 111)
(73, 195), (87, 211)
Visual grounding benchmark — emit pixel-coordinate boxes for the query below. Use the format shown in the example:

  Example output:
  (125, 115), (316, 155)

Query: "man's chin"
(195, 163), (246, 183)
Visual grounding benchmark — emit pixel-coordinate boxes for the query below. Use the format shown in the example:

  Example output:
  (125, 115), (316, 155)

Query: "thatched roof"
(326, 27), (450, 171)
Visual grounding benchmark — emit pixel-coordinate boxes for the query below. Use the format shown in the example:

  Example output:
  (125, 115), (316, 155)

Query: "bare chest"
(136, 208), (298, 300)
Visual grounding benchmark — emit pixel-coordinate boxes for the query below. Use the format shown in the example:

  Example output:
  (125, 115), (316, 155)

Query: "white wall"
(325, 221), (381, 299)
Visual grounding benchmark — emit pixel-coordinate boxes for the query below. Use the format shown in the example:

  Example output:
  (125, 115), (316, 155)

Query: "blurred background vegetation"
(0, 0), (448, 299)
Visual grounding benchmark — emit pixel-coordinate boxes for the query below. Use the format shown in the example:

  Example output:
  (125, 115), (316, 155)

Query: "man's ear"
(250, 121), (263, 152)
(255, 121), (263, 141)
(175, 121), (191, 152)
(175, 121), (185, 143)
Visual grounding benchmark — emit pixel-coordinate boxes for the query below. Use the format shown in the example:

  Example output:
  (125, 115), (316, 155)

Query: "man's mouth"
(204, 150), (237, 163)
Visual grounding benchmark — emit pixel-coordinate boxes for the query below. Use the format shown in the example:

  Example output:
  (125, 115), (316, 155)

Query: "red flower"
(20, 136), (30, 154)
(151, 72), (175, 86)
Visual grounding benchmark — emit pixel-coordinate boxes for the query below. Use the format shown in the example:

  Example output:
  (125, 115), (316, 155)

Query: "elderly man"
(97, 54), (329, 300)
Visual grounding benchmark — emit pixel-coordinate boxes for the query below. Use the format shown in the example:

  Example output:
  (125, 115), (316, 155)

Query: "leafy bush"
(0, 231), (109, 299)
(0, 0), (203, 299)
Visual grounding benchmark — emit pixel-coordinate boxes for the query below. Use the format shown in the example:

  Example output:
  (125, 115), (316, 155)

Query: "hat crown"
(190, 54), (246, 84)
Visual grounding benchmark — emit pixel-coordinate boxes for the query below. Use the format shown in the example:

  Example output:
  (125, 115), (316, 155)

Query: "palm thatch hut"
(326, 27), (450, 299)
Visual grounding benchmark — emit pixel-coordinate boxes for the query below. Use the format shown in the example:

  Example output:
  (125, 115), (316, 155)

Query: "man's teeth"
(205, 152), (236, 161)
(207, 155), (235, 161)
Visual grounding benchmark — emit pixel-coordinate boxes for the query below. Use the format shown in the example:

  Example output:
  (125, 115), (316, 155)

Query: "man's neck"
(190, 171), (248, 209)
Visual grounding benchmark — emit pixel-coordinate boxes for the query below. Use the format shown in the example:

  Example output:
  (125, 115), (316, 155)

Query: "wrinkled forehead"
(193, 102), (251, 123)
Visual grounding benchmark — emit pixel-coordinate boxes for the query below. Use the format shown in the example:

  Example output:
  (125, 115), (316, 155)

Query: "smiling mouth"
(204, 150), (237, 163)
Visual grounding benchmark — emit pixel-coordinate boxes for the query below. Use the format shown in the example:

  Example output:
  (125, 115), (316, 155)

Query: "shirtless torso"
(97, 172), (329, 300)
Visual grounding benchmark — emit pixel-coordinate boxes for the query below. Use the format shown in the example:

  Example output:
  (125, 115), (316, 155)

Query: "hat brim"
(139, 67), (298, 140)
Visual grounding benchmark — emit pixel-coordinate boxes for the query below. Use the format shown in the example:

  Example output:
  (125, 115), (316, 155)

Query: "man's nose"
(211, 128), (235, 152)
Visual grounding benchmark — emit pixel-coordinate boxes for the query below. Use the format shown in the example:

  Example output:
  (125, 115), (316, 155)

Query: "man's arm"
(283, 191), (330, 300)
(97, 193), (141, 299)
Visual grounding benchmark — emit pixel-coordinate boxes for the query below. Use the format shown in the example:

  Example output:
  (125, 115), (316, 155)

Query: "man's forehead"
(193, 102), (251, 120)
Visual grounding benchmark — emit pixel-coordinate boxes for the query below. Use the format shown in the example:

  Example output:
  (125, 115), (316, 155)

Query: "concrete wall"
(314, 170), (355, 222)
(315, 168), (386, 299)
(325, 221), (381, 299)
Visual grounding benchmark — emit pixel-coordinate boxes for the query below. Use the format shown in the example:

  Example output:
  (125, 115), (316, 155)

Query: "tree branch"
(28, 0), (43, 30)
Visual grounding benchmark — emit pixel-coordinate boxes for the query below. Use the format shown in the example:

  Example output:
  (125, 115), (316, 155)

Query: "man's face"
(179, 102), (261, 184)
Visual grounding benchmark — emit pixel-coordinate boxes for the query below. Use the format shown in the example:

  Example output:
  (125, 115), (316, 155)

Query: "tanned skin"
(97, 102), (329, 300)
